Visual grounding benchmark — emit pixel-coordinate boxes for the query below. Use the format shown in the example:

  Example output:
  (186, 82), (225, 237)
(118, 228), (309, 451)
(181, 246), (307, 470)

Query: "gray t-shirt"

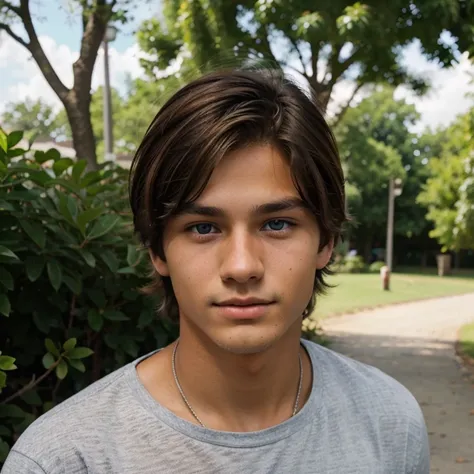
(2, 340), (429, 473)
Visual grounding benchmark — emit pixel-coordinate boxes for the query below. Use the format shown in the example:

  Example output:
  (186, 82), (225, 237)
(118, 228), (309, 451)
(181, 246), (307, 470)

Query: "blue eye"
(192, 223), (215, 234)
(264, 220), (290, 231)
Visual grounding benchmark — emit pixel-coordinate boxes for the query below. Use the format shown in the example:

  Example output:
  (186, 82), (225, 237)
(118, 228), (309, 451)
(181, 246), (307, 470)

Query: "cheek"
(270, 236), (319, 295)
(165, 241), (215, 301)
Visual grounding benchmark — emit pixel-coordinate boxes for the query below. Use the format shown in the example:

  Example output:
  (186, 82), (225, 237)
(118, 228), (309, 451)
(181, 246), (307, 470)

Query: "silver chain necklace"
(171, 340), (304, 428)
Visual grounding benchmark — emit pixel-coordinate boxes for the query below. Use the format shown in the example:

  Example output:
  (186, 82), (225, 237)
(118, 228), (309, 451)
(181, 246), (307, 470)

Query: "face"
(151, 144), (333, 354)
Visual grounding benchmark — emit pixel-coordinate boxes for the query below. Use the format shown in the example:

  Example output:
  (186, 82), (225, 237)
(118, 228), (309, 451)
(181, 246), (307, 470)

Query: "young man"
(2, 69), (430, 473)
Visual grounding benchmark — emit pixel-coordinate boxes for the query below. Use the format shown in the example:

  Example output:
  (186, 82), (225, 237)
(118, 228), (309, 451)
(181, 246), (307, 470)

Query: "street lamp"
(385, 177), (403, 272)
(103, 24), (117, 162)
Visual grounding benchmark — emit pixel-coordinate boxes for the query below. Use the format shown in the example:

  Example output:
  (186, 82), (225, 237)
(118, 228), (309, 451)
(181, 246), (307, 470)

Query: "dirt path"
(320, 293), (474, 473)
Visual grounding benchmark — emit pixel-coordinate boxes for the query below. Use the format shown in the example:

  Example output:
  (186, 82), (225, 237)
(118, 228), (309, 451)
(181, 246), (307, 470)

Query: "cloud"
(395, 42), (474, 132)
(0, 33), (145, 113)
(1, 33), (473, 132)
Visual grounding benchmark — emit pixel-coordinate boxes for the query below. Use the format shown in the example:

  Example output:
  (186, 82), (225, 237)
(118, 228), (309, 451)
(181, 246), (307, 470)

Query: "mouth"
(212, 298), (276, 320)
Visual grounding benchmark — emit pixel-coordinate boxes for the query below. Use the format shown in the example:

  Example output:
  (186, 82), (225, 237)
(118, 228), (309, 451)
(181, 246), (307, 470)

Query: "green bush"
(0, 129), (177, 463)
(369, 261), (386, 273)
(338, 255), (367, 273)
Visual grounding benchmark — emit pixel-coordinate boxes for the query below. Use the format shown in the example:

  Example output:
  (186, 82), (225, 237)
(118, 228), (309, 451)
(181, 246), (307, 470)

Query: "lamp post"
(103, 24), (117, 162)
(385, 177), (403, 272)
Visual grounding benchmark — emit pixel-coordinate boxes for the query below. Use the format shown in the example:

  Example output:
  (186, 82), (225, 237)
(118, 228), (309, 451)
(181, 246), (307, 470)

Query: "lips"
(214, 297), (273, 307)
(213, 298), (275, 319)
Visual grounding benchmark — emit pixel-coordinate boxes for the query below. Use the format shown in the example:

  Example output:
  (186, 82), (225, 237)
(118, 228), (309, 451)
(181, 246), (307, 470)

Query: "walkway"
(320, 293), (474, 473)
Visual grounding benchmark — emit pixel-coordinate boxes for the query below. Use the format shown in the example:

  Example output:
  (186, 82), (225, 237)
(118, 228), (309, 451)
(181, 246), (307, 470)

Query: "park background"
(0, 0), (474, 469)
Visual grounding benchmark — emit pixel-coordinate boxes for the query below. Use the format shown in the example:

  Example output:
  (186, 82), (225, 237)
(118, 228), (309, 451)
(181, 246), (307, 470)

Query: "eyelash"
(186, 219), (296, 239)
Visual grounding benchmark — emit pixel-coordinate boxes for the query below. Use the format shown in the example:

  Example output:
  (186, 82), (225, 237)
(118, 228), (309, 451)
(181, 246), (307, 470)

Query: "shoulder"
(305, 340), (421, 414)
(304, 340), (429, 472)
(3, 362), (133, 473)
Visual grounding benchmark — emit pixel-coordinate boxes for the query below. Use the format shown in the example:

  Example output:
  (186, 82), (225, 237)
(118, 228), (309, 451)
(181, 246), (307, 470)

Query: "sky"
(0, 1), (473, 134)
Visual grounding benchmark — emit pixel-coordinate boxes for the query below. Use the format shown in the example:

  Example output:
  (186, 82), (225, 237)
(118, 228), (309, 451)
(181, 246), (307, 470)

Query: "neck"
(173, 319), (312, 432)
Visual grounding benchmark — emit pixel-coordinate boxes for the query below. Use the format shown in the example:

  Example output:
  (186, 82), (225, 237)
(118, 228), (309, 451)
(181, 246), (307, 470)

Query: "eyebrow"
(176, 197), (309, 218)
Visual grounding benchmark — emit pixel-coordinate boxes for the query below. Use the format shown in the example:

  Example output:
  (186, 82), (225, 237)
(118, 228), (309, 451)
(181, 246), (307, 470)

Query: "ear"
(148, 249), (170, 277)
(315, 237), (334, 270)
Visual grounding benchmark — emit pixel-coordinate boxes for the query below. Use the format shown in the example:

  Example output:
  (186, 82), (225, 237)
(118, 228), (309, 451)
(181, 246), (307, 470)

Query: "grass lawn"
(458, 322), (474, 359)
(313, 271), (474, 319)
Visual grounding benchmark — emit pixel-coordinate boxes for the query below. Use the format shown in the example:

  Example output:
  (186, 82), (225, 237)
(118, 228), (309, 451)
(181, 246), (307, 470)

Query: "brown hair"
(129, 67), (347, 321)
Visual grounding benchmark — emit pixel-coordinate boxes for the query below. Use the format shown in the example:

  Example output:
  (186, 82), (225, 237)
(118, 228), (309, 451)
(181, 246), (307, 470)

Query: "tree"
(335, 86), (432, 260)
(0, 0), (136, 168)
(1, 98), (69, 141)
(418, 108), (474, 250)
(137, 0), (473, 118)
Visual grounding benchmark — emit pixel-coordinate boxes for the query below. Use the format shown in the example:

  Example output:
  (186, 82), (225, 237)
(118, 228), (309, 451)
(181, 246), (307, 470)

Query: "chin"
(211, 325), (284, 355)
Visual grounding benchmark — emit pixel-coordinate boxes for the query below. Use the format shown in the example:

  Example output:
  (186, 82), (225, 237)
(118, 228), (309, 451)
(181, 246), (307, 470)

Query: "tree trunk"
(64, 92), (98, 170)
(363, 235), (373, 263)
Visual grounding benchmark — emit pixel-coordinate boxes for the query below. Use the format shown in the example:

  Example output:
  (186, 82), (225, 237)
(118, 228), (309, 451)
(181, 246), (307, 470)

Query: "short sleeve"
(409, 415), (430, 474)
(1, 449), (47, 474)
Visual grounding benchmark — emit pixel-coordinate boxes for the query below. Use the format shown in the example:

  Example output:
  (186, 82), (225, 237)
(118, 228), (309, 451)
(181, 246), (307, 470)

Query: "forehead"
(196, 144), (298, 205)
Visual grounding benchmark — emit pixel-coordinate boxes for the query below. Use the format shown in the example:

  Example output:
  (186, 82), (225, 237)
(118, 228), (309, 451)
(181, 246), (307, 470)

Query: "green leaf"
(87, 215), (120, 240)
(0, 267), (13, 291)
(80, 170), (102, 188)
(117, 266), (135, 274)
(7, 130), (23, 149)
(127, 244), (142, 267)
(42, 352), (55, 369)
(138, 308), (155, 329)
(0, 356), (16, 371)
(27, 169), (52, 186)
(77, 248), (96, 267)
(0, 371), (6, 391)
(7, 147), (27, 159)
(63, 274), (82, 295)
(69, 359), (86, 373)
(53, 158), (74, 177)
(68, 347), (94, 359)
(72, 160), (87, 183)
(0, 426), (11, 437)
(19, 219), (46, 249)
(55, 359), (68, 380)
(0, 404), (26, 420)
(100, 249), (119, 273)
(58, 194), (76, 225)
(45, 339), (60, 357)
(45, 178), (81, 196)
(0, 294), (11, 317)
(45, 148), (61, 162)
(34, 150), (50, 164)
(0, 245), (18, 260)
(47, 259), (62, 291)
(103, 309), (130, 321)
(25, 256), (45, 282)
(77, 207), (103, 236)
(0, 147), (6, 166)
(20, 390), (42, 407)
(0, 130), (7, 153)
(86, 289), (106, 308)
(63, 338), (77, 352)
(88, 309), (103, 332)
(0, 200), (15, 211)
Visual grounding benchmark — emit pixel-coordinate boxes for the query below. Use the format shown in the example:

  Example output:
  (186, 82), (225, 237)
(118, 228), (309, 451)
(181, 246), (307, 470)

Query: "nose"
(219, 230), (264, 284)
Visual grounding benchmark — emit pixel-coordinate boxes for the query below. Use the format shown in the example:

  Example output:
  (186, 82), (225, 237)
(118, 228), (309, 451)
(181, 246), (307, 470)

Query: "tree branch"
(18, 0), (70, 101)
(0, 22), (29, 47)
(1, 0), (21, 15)
(73, 1), (113, 95)
(330, 47), (362, 87)
(288, 37), (307, 77)
(0, 359), (61, 405)
(310, 42), (321, 83)
(332, 82), (364, 127)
